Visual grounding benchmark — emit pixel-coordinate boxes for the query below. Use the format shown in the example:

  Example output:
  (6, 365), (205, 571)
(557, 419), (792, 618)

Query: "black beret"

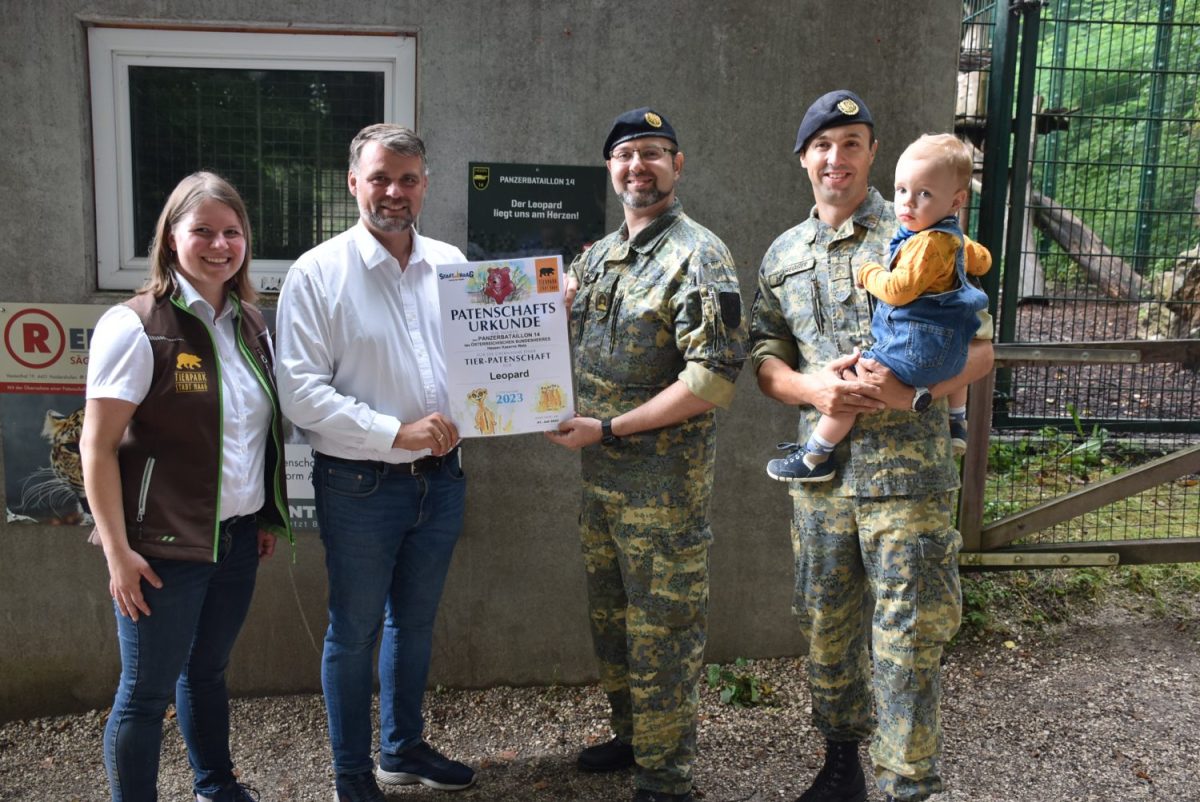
(603, 107), (678, 158)
(793, 90), (874, 154)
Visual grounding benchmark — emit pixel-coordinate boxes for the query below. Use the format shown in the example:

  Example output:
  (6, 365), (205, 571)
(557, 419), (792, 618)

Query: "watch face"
(914, 390), (933, 412)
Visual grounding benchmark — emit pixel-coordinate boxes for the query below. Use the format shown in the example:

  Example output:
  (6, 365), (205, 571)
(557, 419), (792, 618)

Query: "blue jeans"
(104, 516), (260, 802)
(313, 452), (466, 776)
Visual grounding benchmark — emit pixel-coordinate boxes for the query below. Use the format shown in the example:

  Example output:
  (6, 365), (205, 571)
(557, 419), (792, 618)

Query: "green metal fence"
(957, 0), (1200, 560)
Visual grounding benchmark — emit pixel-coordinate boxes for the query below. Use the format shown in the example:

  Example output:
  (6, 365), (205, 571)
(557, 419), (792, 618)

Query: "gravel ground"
(2, 594), (1198, 802)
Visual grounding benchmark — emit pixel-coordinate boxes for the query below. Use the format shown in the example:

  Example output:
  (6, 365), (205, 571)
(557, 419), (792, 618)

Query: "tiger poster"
(0, 302), (322, 528)
(437, 256), (575, 437)
(0, 303), (96, 524)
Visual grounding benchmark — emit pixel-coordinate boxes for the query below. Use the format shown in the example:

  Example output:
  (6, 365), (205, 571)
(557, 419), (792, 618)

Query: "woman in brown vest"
(81, 172), (291, 802)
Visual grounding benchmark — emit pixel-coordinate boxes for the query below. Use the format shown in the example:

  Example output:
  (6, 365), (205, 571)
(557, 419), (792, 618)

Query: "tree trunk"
(1029, 190), (1145, 299)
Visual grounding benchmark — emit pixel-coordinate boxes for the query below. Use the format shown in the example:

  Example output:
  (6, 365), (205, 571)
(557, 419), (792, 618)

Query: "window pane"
(128, 66), (383, 259)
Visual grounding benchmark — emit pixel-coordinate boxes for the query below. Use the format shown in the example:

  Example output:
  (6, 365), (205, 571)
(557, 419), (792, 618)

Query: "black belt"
(219, 514), (254, 530)
(315, 448), (457, 476)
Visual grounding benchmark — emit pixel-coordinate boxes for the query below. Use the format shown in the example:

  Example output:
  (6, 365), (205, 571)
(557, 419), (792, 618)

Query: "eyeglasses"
(609, 145), (677, 163)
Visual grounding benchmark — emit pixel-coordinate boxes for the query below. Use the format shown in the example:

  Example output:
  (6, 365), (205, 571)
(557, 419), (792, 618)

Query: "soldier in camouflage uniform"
(546, 107), (747, 802)
(749, 91), (994, 802)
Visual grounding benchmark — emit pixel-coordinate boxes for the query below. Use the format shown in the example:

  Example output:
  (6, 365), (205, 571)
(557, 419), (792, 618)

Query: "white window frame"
(88, 26), (416, 292)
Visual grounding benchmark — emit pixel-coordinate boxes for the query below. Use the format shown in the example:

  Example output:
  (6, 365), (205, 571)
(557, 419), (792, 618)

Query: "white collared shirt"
(86, 272), (271, 518)
(275, 222), (465, 463)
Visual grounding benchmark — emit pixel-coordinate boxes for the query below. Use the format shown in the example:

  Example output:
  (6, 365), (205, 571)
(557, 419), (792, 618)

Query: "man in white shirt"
(275, 124), (474, 802)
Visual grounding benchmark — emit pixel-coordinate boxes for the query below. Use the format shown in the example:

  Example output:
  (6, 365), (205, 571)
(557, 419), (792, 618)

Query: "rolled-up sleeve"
(673, 256), (747, 409)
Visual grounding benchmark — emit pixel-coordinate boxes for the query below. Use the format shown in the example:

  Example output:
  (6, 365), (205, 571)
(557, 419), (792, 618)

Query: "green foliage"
(1059, 402), (1109, 477)
(958, 562), (1200, 640)
(1119, 563), (1200, 602)
(986, 411), (1116, 495)
(1033, 0), (1200, 278)
(705, 658), (774, 708)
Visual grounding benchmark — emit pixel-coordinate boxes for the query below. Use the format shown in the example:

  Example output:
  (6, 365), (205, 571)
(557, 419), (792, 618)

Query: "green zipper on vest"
(135, 456), (156, 525)
(234, 305), (295, 552)
(170, 293), (224, 563)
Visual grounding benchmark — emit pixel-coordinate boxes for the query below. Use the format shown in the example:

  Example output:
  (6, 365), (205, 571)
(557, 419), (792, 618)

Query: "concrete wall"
(0, 0), (962, 721)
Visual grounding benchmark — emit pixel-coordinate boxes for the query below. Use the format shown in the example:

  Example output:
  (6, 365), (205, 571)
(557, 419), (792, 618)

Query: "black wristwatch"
(911, 386), (933, 413)
(601, 419), (621, 446)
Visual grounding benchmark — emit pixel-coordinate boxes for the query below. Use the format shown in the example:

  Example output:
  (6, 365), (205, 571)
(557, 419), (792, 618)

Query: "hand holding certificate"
(438, 256), (575, 437)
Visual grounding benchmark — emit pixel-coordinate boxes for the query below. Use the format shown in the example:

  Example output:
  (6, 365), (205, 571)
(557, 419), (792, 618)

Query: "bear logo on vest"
(174, 352), (208, 393)
(176, 353), (202, 370)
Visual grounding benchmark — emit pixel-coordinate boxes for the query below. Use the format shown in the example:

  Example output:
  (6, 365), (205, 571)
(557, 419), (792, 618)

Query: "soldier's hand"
(811, 350), (884, 417)
(394, 412), (459, 456)
(856, 356), (914, 412)
(544, 415), (601, 450)
(563, 275), (579, 315)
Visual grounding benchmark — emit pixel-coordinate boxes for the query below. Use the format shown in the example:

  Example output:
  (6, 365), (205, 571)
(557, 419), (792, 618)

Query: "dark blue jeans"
(104, 516), (260, 802)
(313, 453), (466, 776)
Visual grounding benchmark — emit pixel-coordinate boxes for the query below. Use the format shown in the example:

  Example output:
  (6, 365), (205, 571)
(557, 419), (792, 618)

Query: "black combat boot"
(796, 739), (867, 802)
(577, 735), (635, 772)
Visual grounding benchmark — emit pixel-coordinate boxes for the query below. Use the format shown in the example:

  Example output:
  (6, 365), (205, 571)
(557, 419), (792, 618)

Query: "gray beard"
(365, 209), (414, 232)
(619, 186), (667, 209)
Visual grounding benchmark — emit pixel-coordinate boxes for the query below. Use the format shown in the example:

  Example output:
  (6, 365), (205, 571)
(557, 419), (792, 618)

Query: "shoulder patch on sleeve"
(719, 292), (742, 329)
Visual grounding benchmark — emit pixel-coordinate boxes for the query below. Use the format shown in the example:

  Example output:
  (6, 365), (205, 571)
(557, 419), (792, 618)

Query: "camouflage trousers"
(579, 482), (711, 796)
(789, 488), (962, 802)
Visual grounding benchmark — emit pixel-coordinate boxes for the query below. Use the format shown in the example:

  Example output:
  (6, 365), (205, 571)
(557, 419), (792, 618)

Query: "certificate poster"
(438, 256), (574, 437)
(0, 301), (319, 529)
(467, 162), (607, 264)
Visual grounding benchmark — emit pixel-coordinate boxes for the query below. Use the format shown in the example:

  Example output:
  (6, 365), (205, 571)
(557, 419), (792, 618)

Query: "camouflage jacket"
(570, 199), (747, 495)
(750, 188), (958, 498)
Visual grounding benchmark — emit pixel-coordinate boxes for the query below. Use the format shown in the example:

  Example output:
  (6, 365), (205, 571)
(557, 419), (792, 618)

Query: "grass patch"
(958, 562), (1200, 640)
(981, 425), (1200, 552)
(962, 424), (1200, 643)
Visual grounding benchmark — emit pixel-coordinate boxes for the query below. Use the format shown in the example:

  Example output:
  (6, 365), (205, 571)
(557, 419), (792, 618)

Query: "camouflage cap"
(603, 107), (678, 158)
(793, 90), (874, 154)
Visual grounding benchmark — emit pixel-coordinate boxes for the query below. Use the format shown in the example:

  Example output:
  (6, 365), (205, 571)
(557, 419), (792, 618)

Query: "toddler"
(769, 133), (991, 482)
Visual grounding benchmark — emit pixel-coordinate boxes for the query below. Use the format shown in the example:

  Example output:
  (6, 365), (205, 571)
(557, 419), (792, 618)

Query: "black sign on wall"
(467, 162), (607, 266)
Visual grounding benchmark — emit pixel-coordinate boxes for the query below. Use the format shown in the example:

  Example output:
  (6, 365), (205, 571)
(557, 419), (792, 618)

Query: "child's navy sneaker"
(766, 443), (836, 483)
(949, 419), (968, 456)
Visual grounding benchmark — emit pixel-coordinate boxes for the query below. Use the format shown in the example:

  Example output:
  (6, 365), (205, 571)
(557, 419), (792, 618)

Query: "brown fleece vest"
(118, 290), (289, 562)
